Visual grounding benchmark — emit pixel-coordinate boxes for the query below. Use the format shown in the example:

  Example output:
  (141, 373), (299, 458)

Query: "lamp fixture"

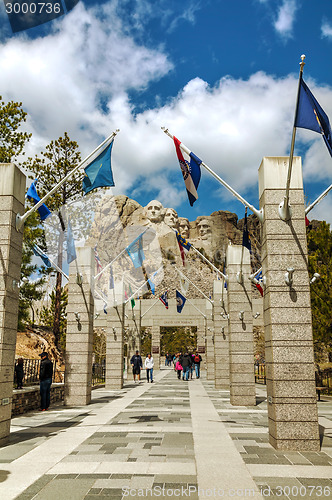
(285, 267), (295, 287)
(239, 310), (244, 321)
(310, 273), (320, 285)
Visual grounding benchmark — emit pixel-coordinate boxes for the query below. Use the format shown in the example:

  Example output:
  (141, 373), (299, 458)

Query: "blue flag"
(295, 77), (332, 157)
(32, 245), (51, 268)
(26, 180), (51, 221)
(82, 140), (115, 195)
(242, 211), (251, 253)
(148, 270), (158, 295)
(66, 220), (77, 264)
(176, 290), (186, 313)
(159, 291), (168, 309)
(126, 233), (145, 268)
(109, 266), (114, 289)
(174, 136), (202, 206)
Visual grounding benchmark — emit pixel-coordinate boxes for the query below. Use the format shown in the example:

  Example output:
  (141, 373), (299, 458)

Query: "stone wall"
(11, 384), (65, 416)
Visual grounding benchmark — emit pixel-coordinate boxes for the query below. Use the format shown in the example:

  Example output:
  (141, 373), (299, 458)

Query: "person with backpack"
(193, 351), (202, 379)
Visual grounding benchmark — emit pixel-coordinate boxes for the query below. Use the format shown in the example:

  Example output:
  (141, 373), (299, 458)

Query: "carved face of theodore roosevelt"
(146, 200), (164, 223)
(179, 218), (190, 239)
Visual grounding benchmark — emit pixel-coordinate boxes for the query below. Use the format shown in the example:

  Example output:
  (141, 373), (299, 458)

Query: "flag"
(109, 265), (114, 289)
(223, 263), (227, 289)
(159, 291), (168, 309)
(103, 302), (108, 314)
(66, 220), (77, 264)
(176, 290), (186, 313)
(126, 232), (145, 268)
(128, 284), (135, 309)
(26, 180), (51, 221)
(173, 136), (202, 206)
(177, 269), (189, 296)
(242, 211), (251, 253)
(295, 76), (332, 157)
(32, 245), (51, 268)
(305, 216), (310, 227)
(94, 245), (103, 278)
(82, 140), (115, 195)
(176, 231), (191, 266)
(254, 270), (263, 297)
(148, 270), (158, 295)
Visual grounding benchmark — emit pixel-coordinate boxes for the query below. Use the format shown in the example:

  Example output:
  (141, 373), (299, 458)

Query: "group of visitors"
(130, 350), (154, 383)
(130, 350), (203, 383)
(173, 351), (202, 380)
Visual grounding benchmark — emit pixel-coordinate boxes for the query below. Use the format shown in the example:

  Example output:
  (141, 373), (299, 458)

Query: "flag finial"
(300, 54), (306, 71)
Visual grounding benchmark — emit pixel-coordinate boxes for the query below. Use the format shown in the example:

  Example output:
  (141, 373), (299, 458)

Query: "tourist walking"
(175, 357), (183, 380)
(130, 350), (143, 383)
(15, 358), (24, 389)
(193, 351), (202, 379)
(39, 352), (53, 411)
(180, 352), (192, 381)
(145, 353), (154, 383)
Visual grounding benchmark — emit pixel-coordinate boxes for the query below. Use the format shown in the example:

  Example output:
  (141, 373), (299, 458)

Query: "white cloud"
(1, 0), (332, 215)
(307, 195), (332, 225)
(321, 20), (332, 39)
(274, 0), (298, 39)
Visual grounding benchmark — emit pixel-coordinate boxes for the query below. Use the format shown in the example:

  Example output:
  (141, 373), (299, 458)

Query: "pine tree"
(40, 288), (68, 352)
(23, 133), (82, 347)
(307, 221), (332, 358)
(0, 96), (31, 162)
(18, 212), (49, 331)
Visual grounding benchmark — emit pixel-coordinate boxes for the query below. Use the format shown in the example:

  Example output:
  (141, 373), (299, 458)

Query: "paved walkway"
(0, 369), (332, 499)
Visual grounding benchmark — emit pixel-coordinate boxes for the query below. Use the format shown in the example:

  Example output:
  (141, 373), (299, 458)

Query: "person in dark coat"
(39, 352), (53, 411)
(15, 358), (24, 389)
(180, 352), (192, 381)
(130, 350), (143, 383)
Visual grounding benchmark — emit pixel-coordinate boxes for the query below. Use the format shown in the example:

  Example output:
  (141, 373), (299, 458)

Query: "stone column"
(0, 164), (25, 445)
(65, 247), (94, 406)
(151, 325), (160, 369)
(259, 156), (319, 451)
(227, 245), (256, 406)
(213, 280), (230, 389)
(196, 322), (206, 371)
(106, 302), (124, 389)
(205, 316), (215, 380)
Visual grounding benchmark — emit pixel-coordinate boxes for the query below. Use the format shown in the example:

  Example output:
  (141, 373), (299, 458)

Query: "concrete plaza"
(0, 368), (331, 499)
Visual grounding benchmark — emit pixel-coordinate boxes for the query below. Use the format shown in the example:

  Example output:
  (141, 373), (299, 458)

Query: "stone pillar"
(0, 164), (25, 445)
(205, 316), (215, 380)
(65, 247), (94, 406)
(196, 323), (206, 371)
(259, 156), (319, 450)
(227, 245), (256, 406)
(151, 325), (160, 369)
(106, 302), (124, 389)
(213, 280), (230, 389)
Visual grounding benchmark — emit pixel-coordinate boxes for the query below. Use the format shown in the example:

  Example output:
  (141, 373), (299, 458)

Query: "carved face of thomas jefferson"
(146, 200), (164, 223)
(164, 208), (179, 229)
(179, 218), (190, 239)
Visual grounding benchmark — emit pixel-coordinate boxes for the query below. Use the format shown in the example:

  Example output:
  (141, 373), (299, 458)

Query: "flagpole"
(175, 266), (213, 304)
(141, 297), (160, 318)
(34, 244), (69, 280)
(189, 244), (227, 281)
(162, 127), (263, 222)
(186, 297), (207, 319)
(125, 266), (163, 305)
(279, 54), (306, 221)
(305, 182), (332, 215)
(94, 228), (150, 280)
(16, 130), (120, 231)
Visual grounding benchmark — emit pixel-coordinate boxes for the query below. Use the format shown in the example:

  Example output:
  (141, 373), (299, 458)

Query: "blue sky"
(1, 0), (332, 223)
